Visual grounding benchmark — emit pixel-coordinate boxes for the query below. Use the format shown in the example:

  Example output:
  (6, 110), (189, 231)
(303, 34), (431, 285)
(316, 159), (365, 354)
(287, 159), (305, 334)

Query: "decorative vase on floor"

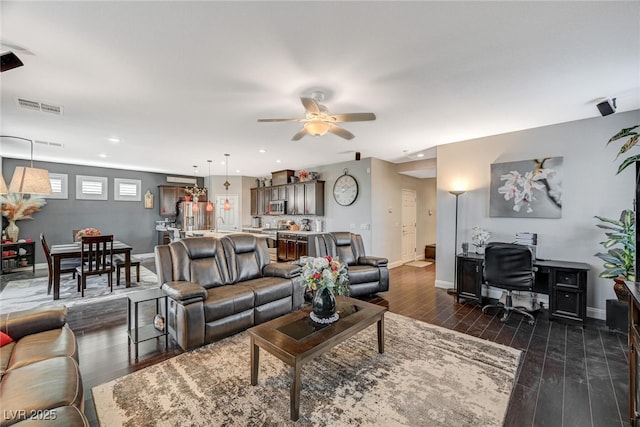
(6, 220), (19, 242)
(310, 287), (338, 324)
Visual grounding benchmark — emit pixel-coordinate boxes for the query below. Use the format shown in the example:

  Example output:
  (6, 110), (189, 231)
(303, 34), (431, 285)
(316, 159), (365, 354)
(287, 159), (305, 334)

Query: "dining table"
(49, 240), (133, 300)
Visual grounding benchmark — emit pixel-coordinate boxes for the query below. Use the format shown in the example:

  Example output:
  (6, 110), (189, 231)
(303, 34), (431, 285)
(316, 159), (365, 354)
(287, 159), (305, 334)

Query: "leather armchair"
(308, 232), (389, 297)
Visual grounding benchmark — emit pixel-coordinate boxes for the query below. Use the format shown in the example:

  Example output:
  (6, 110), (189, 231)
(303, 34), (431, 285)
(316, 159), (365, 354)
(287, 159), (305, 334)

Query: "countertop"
(240, 226), (326, 235)
(184, 230), (266, 239)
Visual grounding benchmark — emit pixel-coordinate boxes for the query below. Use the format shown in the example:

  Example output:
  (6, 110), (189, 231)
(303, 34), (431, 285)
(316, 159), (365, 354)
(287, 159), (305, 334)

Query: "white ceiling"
(1, 1), (639, 179)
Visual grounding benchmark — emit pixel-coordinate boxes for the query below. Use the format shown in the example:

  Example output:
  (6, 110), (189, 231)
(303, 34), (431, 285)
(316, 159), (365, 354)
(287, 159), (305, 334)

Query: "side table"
(127, 288), (169, 361)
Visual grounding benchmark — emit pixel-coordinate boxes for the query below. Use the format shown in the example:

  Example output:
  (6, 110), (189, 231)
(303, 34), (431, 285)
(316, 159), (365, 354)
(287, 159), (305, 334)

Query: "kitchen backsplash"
(257, 216), (325, 232)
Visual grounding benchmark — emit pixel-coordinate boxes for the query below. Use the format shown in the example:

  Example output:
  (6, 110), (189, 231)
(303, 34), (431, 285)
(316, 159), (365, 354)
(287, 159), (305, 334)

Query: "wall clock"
(333, 169), (359, 206)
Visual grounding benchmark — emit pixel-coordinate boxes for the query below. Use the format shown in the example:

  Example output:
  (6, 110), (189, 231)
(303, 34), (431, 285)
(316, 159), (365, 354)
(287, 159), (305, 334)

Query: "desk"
(50, 241), (133, 300)
(456, 253), (590, 323)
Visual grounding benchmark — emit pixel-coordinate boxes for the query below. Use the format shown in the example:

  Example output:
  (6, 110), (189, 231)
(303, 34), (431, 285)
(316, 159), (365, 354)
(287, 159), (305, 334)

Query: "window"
(76, 175), (108, 200)
(114, 178), (141, 201)
(45, 173), (68, 199)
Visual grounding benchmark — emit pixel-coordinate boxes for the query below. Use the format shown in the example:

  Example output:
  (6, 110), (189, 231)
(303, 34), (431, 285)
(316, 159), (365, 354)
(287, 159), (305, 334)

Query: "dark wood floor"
(3, 261), (629, 426)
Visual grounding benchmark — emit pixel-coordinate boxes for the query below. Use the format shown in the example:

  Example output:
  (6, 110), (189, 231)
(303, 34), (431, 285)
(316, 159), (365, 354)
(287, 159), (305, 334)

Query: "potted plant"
(594, 208), (635, 302)
(606, 124), (640, 174)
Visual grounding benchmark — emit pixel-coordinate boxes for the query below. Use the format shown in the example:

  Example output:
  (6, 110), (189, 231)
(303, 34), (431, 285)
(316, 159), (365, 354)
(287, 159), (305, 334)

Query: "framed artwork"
(489, 157), (563, 218)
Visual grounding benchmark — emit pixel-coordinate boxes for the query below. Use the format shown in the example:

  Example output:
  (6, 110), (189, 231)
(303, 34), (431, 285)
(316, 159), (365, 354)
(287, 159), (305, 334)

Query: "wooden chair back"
(80, 235), (114, 275)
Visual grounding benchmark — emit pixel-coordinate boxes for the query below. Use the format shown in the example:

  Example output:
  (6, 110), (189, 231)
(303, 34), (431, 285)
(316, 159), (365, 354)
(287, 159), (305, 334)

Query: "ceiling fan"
(257, 92), (376, 141)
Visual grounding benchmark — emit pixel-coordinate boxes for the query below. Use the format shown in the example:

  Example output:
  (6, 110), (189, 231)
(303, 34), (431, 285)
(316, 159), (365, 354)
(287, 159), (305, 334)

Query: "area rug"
(0, 267), (158, 313)
(92, 312), (522, 426)
(405, 260), (433, 268)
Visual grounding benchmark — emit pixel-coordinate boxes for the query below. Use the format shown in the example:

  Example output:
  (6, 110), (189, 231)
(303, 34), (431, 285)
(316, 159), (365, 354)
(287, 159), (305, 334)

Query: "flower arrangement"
(298, 170), (309, 181)
(0, 193), (46, 221)
(75, 227), (102, 240)
(301, 256), (349, 296)
(184, 184), (207, 198)
(471, 226), (491, 247)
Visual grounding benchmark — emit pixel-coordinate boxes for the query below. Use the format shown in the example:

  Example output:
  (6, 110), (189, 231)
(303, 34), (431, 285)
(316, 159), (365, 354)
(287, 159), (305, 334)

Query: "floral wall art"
(489, 157), (563, 218)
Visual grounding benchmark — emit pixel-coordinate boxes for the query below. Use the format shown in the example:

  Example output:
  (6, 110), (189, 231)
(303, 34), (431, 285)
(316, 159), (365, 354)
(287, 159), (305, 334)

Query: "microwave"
(269, 200), (286, 215)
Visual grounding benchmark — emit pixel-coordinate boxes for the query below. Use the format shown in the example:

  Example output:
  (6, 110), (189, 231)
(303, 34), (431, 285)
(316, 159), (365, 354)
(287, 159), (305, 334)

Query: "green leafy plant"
(607, 125), (640, 174)
(594, 209), (635, 281)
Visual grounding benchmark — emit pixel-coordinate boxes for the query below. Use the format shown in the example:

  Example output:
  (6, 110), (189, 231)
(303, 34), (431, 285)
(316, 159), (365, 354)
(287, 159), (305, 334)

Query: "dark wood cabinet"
(456, 255), (483, 304)
(250, 188), (258, 216)
(1, 241), (36, 274)
(625, 281), (640, 426)
(277, 233), (310, 262)
(158, 185), (185, 216)
(253, 181), (324, 216)
(304, 182), (324, 215)
(455, 253), (589, 323)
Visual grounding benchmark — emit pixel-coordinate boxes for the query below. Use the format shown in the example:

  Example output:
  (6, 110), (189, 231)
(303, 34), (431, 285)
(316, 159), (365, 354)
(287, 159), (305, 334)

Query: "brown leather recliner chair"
(0, 306), (88, 427)
(307, 232), (389, 297)
(155, 234), (303, 351)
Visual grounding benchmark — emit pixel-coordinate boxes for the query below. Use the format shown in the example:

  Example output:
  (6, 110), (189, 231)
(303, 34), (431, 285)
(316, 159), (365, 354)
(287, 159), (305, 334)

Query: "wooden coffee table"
(248, 296), (387, 421)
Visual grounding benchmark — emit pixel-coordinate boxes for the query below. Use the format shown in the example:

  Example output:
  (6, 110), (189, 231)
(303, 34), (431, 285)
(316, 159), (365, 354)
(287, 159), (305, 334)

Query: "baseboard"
(388, 260), (406, 269)
(587, 307), (605, 321)
(435, 280), (453, 289)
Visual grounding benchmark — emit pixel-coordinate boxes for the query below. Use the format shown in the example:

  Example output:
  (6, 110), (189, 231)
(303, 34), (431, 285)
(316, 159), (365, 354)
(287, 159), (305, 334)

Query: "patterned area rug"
(0, 267), (158, 313)
(92, 312), (522, 426)
(405, 260), (433, 268)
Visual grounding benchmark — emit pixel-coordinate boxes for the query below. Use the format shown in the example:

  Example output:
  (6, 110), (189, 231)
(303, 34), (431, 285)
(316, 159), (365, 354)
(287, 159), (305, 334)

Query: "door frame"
(401, 189), (417, 263)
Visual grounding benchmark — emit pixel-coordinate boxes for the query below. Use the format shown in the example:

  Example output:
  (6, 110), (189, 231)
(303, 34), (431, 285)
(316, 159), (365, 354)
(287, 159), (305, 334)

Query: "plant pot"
(5, 220), (19, 243)
(614, 278), (630, 303)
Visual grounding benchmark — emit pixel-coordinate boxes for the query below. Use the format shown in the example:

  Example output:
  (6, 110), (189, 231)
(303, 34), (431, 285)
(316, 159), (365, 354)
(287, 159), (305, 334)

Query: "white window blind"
(76, 175), (108, 200)
(114, 178), (141, 201)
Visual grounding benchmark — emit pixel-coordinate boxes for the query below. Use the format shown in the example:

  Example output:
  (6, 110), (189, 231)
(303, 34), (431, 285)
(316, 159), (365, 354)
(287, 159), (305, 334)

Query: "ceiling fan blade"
(292, 128), (308, 141)
(301, 97), (321, 115)
(257, 118), (305, 122)
(331, 113), (376, 122)
(328, 124), (355, 140)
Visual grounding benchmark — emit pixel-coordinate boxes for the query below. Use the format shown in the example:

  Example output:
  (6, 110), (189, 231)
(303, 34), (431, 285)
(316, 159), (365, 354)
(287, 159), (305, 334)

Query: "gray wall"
(1, 158), (201, 263)
(435, 109), (640, 318)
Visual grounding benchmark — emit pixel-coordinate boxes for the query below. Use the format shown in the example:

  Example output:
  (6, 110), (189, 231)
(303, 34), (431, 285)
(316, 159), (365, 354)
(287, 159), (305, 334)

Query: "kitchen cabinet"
(304, 182), (324, 215)
(158, 185), (185, 216)
(1, 241), (36, 274)
(252, 181), (324, 216)
(250, 188), (258, 216)
(277, 233), (309, 262)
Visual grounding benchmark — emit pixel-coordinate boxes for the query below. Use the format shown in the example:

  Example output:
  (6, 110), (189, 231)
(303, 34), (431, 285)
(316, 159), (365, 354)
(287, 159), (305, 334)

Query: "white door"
(214, 194), (240, 231)
(401, 189), (417, 262)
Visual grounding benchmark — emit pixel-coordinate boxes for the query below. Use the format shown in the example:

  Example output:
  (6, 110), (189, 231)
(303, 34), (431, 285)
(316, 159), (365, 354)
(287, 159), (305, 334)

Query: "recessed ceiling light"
(235, 169), (240, 174)
(259, 149), (266, 153)
(417, 153), (425, 158)
(276, 159), (281, 163)
(107, 137), (120, 143)
(99, 153), (108, 158)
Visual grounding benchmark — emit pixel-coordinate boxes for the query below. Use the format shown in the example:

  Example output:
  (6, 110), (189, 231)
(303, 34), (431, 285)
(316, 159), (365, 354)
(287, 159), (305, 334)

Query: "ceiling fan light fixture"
(305, 121), (331, 136)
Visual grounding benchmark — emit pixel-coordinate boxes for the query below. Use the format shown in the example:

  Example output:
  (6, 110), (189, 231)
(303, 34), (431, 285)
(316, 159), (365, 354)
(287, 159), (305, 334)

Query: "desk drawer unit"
(549, 269), (587, 323)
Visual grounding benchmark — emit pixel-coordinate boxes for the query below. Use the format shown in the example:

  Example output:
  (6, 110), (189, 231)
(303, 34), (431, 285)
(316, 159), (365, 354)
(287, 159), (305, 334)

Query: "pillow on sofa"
(0, 331), (13, 347)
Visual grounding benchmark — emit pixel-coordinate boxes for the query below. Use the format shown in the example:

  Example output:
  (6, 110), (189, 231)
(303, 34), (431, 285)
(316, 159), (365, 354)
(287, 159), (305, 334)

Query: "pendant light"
(223, 154), (231, 211)
(1, 136), (52, 194)
(0, 175), (7, 195)
(206, 160), (213, 212)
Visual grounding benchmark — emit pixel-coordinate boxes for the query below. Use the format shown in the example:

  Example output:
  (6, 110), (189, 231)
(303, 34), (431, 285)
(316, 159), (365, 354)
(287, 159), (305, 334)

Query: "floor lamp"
(448, 190), (466, 295)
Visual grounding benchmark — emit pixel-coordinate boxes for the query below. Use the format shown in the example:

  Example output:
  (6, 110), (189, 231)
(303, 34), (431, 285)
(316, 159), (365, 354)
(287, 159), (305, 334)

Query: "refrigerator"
(177, 202), (213, 232)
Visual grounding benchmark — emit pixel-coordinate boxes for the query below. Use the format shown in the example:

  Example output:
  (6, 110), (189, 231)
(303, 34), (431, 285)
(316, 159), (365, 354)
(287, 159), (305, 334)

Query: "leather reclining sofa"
(0, 306), (88, 426)
(307, 232), (389, 297)
(155, 234), (303, 351)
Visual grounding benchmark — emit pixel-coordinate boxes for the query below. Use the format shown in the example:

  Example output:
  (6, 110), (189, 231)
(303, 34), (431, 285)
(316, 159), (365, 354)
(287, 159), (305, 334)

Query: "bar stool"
(114, 255), (141, 286)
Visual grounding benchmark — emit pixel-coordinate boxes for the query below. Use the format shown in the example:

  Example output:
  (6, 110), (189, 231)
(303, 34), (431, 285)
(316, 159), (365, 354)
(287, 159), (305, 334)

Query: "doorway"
(401, 189), (417, 263)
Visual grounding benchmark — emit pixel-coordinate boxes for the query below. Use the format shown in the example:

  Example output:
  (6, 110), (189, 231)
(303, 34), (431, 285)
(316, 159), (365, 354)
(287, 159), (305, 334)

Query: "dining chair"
(481, 242), (536, 325)
(76, 234), (115, 297)
(40, 233), (82, 295)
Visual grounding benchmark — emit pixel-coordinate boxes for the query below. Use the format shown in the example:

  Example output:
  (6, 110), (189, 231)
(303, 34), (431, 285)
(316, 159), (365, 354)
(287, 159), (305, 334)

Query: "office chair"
(481, 242), (536, 325)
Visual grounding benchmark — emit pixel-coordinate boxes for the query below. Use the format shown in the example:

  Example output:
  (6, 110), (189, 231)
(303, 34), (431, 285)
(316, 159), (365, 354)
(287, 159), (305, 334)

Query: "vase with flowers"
(301, 256), (349, 324)
(184, 184), (207, 204)
(471, 226), (491, 254)
(1, 193), (46, 243)
(75, 227), (102, 241)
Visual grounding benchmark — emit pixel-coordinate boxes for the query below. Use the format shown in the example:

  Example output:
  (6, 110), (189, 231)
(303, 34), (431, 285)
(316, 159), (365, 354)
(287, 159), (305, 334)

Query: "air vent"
(34, 140), (64, 148)
(17, 98), (63, 115)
